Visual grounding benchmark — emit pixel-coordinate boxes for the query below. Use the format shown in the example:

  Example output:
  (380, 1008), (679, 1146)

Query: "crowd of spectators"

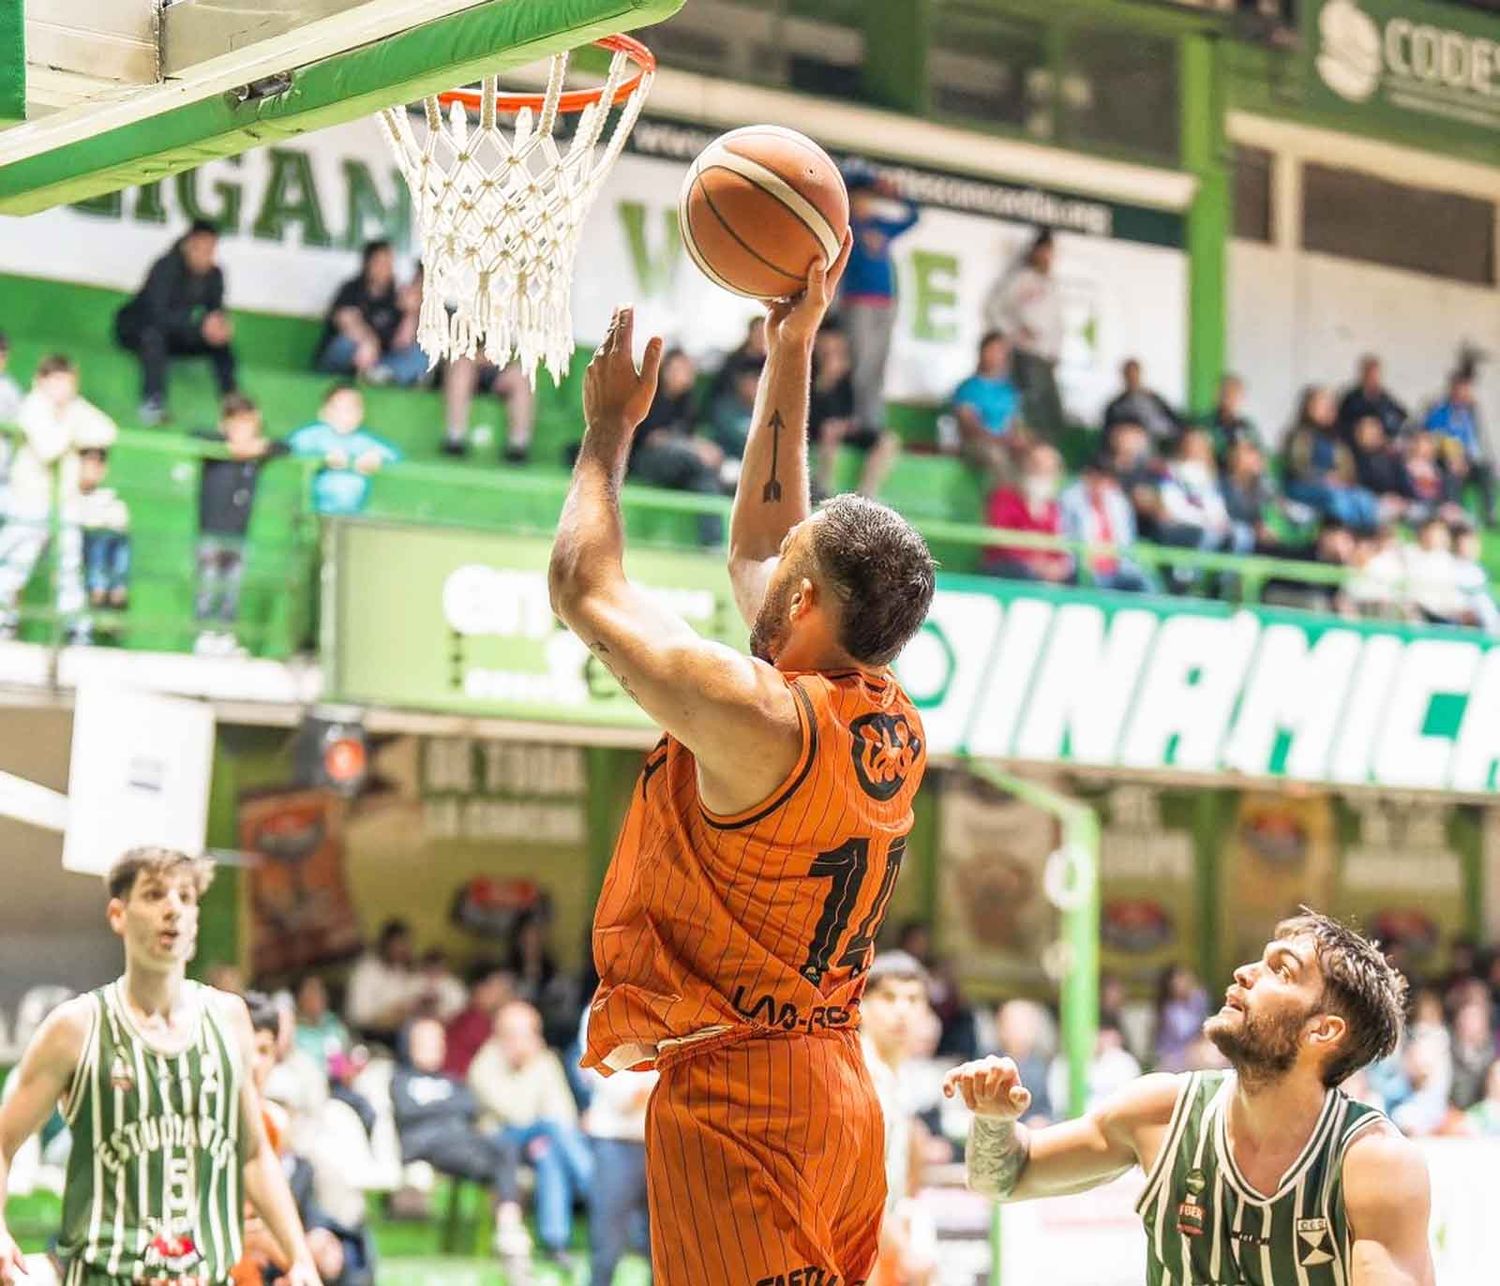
(0, 209), (1495, 657)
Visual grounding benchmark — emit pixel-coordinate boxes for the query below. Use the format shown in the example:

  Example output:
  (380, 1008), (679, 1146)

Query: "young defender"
(0, 847), (320, 1286)
(551, 237), (937, 1284)
(945, 911), (1434, 1286)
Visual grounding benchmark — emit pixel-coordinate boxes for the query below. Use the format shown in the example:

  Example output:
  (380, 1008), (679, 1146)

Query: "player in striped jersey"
(0, 847), (319, 1286)
(944, 911), (1434, 1285)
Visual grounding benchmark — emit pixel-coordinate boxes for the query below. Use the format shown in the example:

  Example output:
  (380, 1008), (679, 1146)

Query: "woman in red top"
(983, 443), (1073, 582)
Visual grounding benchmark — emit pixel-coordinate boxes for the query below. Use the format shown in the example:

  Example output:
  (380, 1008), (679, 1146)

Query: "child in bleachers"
(289, 384), (401, 517)
(70, 448), (130, 615)
(194, 393), (288, 657)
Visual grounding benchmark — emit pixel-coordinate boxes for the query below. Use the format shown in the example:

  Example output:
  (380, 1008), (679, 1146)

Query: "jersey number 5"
(800, 836), (906, 986)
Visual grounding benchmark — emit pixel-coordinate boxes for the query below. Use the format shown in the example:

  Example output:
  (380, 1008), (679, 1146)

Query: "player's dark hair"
(105, 846), (215, 901)
(1276, 909), (1407, 1087)
(810, 495), (936, 667)
(244, 991), (281, 1037)
(866, 950), (930, 996)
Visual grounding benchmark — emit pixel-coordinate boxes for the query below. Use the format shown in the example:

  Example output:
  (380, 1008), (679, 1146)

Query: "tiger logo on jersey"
(848, 712), (922, 802)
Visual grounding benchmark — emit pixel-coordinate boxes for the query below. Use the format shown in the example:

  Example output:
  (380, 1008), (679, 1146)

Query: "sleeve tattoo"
(967, 1116), (1030, 1199)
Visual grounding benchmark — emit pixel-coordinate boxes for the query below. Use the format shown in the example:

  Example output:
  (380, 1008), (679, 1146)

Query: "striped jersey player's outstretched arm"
(943, 1055), (1179, 1202)
(727, 233), (852, 629)
(549, 307), (802, 816)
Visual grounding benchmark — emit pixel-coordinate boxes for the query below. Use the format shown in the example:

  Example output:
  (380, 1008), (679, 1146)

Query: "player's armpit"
(1344, 1131), (1435, 1286)
(549, 575), (803, 813)
(0, 998), (90, 1164)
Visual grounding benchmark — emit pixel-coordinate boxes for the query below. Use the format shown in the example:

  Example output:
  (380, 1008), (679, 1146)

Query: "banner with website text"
(0, 115), (1186, 420)
(327, 522), (1500, 796)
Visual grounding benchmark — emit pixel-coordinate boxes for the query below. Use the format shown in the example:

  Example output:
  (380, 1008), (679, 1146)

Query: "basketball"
(679, 125), (850, 299)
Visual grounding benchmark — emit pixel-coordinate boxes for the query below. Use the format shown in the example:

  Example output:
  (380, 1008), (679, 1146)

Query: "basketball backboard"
(0, 0), (683, 214)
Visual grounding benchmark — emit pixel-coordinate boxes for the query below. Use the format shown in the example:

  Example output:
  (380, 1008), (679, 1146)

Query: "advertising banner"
(0, 114), (1187, 420)
(329, 528), (1500, 796)
(1306, 0), (1500, 143)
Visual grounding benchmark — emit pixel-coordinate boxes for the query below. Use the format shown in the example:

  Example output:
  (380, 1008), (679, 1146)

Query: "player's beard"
(1204, 1000), (1310, 1089)
(750, 572), (796, 664)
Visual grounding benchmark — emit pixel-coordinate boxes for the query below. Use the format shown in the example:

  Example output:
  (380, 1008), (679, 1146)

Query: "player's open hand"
(943, 1056), (1033, 1121)
(0, 1231), (28, 1285)
(585, 306), (664, 436)
(765, 230), (853, 348)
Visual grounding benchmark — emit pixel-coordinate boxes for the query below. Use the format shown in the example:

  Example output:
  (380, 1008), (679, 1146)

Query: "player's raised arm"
(1343, 1131), (1435, 1286)
(943, 1056), (1179, 1202)
(727, 234), (852, 628)
(0, 999), (90, 1283)
(549, 308), (804, 812)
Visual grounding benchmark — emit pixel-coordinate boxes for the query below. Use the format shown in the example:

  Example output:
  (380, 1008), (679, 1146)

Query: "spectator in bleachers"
(192, 392), (288, 657)
(0, 331), (21, 426)
(989, 1000), (1053, 1125)
(504, 910), (579, 1052)
(0, 354), (116, 639)
(1221, 440), (1278, 549)
(579, 1010), (655, 1286)
(441, 358), (535, 464)
(443, 965), (516, 1081)
(1047, 1021), (1142, 1115)
(1104, 358), (1184, 448)
(288, 383), (401, 516)
(1404, 517), (1474, 628)
(1100, 420), (1164, 529)
(1454, 526), (1500, 635)
(1263, 520), (1356, 615)
(704, 316), (767, 408)
(1449, 997), (1494, 1111)
(346, 918), (418, 1045)
(1399, 430), (1466, 526)
(391, 1016), (532, 1262)
(415, 948), (467, 1022)
(1425, 368), (1495, 527)
(982, 443), (1071, 584)
(316, 239), (428, 388)
(628, 347), (724, 546)
(809, 327), (899, 500)
(951, 330), (1025, 483)
(1206, 372), (1261, 460)
(706, 355), (762, 470)
(1157, 428), (1252, 558)
(71, 447), (130, 624)
(984, 228), (1065, 436)
(114, 220), (237, 426)
(1349, 415), (1413, 524)
(469, 1001), (593, 1267)
(1283, 386), (1379, 531)
(1153, 965), (1210, 1074)
(1337, 355), (1408, 442)
(1468, 1061), (1500, 1136)
(840, 170), (919, 439)
(293, 975), (353, 1069)
(1058, 456), (1157, 594)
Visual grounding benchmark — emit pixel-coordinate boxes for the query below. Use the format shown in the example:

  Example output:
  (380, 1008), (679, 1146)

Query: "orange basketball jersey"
(584, 666), (926, 1073)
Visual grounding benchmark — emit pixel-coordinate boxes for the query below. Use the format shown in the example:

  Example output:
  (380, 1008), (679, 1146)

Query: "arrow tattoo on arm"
(762, 409), (784, 503)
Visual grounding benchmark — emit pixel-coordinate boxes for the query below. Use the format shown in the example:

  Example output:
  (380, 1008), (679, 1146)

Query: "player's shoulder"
(23, 994), (97, 1072)
(202, 984), (253, 1036)
(1341, 1123), (1430, 1229)
(1097, 1071), (1186, 1129)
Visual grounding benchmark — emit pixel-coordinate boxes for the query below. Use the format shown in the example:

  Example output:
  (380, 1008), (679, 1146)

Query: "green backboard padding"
(0, 0), (685, 213)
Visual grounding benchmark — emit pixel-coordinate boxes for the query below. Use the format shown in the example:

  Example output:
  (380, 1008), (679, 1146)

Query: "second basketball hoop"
(377, 36), (656, 386)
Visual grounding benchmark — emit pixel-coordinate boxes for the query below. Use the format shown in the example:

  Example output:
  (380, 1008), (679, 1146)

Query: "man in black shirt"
(808, 326), (898, 499)
(193, 392), (287, 656)
(316, 240), (428, 386)
(1337, 354), (1408, 441)
(115, 220), (238, 425)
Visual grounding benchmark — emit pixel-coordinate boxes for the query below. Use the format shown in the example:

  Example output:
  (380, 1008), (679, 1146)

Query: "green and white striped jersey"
(57, 981), (245, 1285)
(1136, 1070), (1388, 1286)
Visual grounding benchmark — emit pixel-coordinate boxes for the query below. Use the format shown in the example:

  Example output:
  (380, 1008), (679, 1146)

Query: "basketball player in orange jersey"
(549, 238), (937, 1286)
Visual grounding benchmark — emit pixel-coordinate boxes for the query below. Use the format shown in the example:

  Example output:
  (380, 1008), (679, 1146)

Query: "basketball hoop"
(377, 36), (655, 386)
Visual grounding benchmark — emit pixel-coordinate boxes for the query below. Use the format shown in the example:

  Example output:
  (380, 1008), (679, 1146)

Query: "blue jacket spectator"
(1425, 369), (1495, 526)
(288, 383), (401, 515)
(951, 331), (1023, 482)
(841, 170), (920, 436)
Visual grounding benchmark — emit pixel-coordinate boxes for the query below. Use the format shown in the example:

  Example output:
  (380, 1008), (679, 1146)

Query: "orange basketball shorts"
(645, 1028), (887, 1286)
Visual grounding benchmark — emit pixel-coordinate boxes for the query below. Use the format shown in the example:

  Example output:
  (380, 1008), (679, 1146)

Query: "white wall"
(1228, 112), (1500, 451)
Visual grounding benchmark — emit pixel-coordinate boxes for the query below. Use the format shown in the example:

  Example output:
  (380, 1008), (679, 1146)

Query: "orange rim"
(436, 34), (654, 115)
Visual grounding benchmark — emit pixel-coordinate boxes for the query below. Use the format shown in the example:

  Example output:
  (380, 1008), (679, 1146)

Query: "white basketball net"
(378, 48), (652, 386)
